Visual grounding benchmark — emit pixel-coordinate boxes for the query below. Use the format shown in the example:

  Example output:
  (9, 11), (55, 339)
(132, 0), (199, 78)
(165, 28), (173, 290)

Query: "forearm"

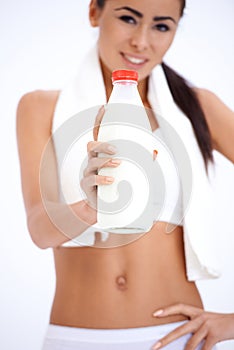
(27, 200), (97, 249)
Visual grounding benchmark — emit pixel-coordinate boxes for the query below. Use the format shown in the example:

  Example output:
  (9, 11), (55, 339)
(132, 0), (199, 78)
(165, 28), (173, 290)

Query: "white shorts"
(42, 321), (217, 349)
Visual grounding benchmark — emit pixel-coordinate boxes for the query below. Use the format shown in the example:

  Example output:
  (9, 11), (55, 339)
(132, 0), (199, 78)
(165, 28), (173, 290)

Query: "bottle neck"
(112, 78), (149, 107)
(113, 79), (138, 86)
(108, 79), (143, 106)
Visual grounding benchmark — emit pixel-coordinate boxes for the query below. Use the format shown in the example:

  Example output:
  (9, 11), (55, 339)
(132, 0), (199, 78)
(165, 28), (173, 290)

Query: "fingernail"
(152, 342), (161, 350)
(107, 145), (117, 153)
(153, 309), (163, 317)
(111, 159), (121, 165)
(106, 176), (114, 183)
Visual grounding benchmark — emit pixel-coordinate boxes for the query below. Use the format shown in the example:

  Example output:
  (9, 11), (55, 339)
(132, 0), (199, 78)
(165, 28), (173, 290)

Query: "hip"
(42, 321), (216, 350)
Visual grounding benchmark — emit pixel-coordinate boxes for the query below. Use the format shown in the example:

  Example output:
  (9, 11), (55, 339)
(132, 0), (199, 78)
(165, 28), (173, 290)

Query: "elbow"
(26, 214), (53, 250)
(27, 219), (49, 249)
(26, 202), (78, 249)
(26, 209), (66, 249)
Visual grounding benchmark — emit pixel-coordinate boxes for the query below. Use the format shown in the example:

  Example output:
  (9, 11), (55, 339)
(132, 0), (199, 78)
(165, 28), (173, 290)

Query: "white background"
(0, 0), (234, 349)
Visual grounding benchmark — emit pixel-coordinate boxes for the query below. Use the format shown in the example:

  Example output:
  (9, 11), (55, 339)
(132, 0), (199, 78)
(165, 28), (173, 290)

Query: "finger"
(184, 325), (207, 350)
(93, 105), (105, 141)
(87, 141), (103, 153)
(152, 318), (203, 350)
(201, 337), (216, 350)
(87, 141), (117, 157)
(81, 174), (114, 188)
(83, 157), (121, 177)
(153, 303), (203, 320)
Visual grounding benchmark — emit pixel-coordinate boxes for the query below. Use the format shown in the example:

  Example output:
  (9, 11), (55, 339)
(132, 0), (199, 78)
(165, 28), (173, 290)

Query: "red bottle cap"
(112, 70), (138, 82)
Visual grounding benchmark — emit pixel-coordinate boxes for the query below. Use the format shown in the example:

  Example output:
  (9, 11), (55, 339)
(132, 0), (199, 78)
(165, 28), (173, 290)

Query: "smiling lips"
(121, 52), (148, 67)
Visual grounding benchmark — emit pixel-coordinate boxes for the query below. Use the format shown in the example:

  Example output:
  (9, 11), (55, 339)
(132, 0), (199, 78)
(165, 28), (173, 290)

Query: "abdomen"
(50, 222), (203, 328)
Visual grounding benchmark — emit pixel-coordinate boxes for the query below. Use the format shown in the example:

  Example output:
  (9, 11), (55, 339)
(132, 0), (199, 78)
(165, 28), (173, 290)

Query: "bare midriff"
(50, 221), (203, 329)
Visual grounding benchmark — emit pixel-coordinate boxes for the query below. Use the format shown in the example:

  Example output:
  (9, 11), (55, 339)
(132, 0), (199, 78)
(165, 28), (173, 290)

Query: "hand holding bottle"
(80, 106), (121, 210)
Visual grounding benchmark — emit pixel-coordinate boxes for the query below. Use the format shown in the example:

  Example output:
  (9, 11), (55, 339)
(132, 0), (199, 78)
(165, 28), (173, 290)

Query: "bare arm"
(16, 90), (96, 249)
(195, 88), (234, 163)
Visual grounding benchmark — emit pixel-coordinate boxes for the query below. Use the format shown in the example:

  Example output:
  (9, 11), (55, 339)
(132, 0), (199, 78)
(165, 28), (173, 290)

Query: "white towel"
(52, 45), (221, 281)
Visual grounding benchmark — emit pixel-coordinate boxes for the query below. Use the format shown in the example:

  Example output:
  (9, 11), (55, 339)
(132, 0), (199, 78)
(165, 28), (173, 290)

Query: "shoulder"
(192, 87), (233, 128)
(193, 87), (228, 114)
(17, 89), (60, 110)
(193, 87), (234, 162)
(192, 87), (226, 131)
(18, 89), (60, 107)
(17, 90), (60, 131)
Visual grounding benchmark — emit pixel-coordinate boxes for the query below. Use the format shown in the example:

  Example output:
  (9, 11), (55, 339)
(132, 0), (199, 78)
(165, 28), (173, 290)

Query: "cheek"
(152, 33), (176, 56)
(98, 29), (119, 53)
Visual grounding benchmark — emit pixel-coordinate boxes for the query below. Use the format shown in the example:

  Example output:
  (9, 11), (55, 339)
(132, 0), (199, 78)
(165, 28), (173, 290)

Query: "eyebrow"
(114, 7), (176, 24)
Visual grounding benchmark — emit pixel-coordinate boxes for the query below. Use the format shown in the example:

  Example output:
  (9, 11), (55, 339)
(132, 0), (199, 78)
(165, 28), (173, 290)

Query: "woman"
(16, 0), (234, 349)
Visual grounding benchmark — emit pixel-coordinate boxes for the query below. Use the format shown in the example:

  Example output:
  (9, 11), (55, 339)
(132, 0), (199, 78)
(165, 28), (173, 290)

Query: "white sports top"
(152, 128), (183, 227)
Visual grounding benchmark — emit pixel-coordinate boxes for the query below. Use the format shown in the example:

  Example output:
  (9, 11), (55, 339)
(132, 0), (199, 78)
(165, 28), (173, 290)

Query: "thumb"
(93, 105), (105, 141)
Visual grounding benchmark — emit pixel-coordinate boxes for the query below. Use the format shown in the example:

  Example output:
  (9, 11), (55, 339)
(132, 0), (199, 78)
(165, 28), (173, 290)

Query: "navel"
(116, 275), (128, 291)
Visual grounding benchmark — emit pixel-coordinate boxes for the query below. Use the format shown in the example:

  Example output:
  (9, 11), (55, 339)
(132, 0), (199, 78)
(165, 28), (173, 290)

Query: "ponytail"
(161, 62), (214, 169)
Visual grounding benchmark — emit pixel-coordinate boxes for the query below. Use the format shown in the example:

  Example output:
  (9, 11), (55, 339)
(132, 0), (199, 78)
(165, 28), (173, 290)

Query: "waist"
(51, 223), (203, 328)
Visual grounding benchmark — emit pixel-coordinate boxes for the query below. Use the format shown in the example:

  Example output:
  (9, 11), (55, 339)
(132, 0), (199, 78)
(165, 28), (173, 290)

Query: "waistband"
(46, 321), (187, 343)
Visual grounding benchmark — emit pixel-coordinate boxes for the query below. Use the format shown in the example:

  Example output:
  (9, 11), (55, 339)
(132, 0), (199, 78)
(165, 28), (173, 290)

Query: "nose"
(130, 25), (149, 51)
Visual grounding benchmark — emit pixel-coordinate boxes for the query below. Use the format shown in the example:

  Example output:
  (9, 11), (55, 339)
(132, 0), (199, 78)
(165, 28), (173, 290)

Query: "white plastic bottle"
(97, 70), (156, 234)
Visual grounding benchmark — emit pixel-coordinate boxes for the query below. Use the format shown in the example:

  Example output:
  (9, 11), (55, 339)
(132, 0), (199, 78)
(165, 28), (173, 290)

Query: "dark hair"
(97, 0), (105, 8)
(96, 0), (213, 167)
(161, 63), (213, 168)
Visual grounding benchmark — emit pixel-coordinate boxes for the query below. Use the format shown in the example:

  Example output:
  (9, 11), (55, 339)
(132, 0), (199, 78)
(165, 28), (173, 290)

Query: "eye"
(118, 15), (137, 25)
(154, 24), (170, 32)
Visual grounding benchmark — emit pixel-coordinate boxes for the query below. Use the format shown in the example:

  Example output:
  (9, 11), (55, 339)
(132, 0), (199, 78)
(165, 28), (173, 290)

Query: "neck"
(137, 78), (149, 107)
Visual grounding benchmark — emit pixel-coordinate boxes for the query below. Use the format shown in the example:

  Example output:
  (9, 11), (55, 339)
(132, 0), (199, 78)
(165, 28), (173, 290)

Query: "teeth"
(124, 55), (145, 64)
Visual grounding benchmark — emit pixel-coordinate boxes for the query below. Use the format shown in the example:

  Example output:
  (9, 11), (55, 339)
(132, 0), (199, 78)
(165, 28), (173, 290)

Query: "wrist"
(82, 200), (97, 225)
(70, 200), (97, 226)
